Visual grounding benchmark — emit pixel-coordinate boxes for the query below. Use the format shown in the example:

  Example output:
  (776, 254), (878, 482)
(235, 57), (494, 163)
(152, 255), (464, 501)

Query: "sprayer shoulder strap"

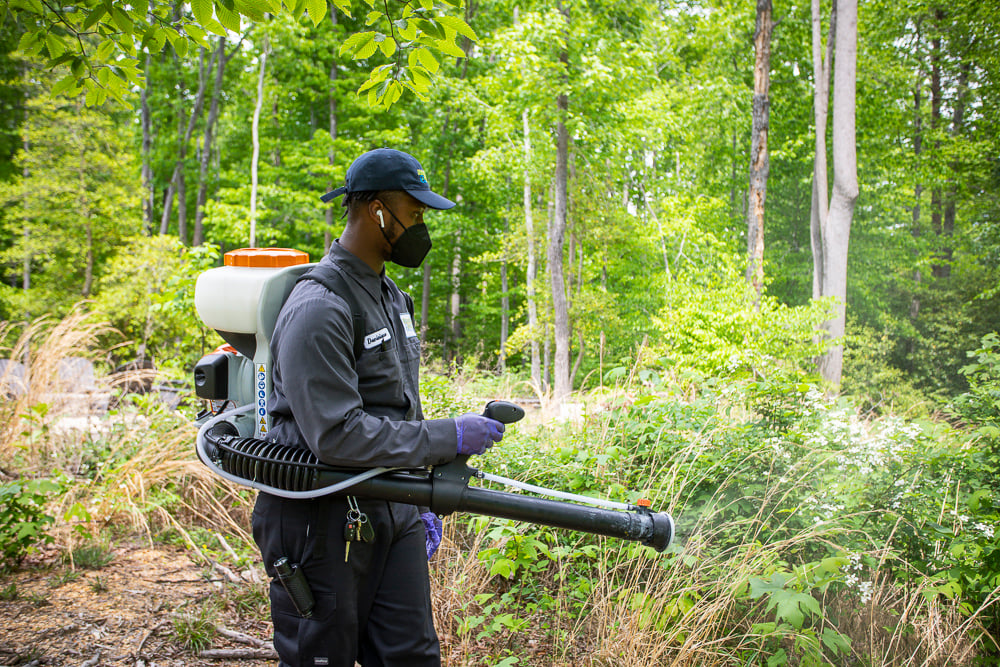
(297, 265), (365, 360)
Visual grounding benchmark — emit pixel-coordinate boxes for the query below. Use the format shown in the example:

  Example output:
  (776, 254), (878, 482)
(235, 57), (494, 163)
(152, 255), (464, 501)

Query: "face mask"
(378, 203), (433, 268)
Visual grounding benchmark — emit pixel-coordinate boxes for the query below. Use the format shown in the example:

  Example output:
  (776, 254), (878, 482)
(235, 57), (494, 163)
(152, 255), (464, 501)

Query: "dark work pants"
(252, 493), (440, 667)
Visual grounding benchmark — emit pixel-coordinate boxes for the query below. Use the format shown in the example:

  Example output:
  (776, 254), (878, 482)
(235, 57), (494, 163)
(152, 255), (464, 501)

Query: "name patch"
(364, 327), (392, 349)
(400, 312), (418, 338)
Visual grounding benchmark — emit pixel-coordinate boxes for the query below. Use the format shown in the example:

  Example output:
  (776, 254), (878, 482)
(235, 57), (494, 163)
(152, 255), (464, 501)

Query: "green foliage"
(69, 541), (116, 570)
(172, 603), (218, 652)
(93, 236), (221, 370)
(953, 332), (1000, 433)
(0, 477), (62, 571)
(10, 0), (475, 108)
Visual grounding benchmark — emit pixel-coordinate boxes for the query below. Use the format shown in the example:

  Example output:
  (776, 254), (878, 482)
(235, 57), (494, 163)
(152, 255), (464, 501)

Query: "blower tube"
(196, 406), (674, 552)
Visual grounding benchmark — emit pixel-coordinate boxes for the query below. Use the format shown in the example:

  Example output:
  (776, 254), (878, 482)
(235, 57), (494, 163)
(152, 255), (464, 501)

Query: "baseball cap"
(320, 148), (456, 210)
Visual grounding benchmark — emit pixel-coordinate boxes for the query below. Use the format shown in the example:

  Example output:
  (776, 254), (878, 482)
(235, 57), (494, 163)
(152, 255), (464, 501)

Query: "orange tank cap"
(636, 498), (652, 508)
(224, 248), (310, 268)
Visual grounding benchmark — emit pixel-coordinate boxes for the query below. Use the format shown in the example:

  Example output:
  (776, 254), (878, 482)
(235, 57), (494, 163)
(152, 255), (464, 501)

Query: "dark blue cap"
(321, 148), (456, 210)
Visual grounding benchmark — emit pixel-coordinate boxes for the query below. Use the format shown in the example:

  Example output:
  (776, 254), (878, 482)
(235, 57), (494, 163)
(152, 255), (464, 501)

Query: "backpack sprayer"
(192, 248), (674, 552)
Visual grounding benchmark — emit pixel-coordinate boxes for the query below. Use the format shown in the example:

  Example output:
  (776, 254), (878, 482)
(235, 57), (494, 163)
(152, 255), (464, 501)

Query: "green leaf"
(95, 39), (116, 61)
(183, 23), (210, 46)
(51, 74), (78, 96)
(202, 17), (228, 36)
(434, 35), (465, 58)
(331, 0), (352, 16)
(17, 30), (40, 55)
(111, 8), (134, 34)
(215, 2), (242, 31)
(45, 34), (67, 59)
(410, 66), (430, 91)
(821, 627), (851, 655)
(352, 34), (377, 59)
(191, 0), (214, 27)
(436, 14), (478, 42)
(365, 10), (382, 26)
(302, 0), (327, 26)
(339, 31), (373, 55)
(415, 47), (438, 73)
(396, 19), (417, 41)
(173, 34), (190, 57)
(418, 0), (433, 9)
(415, 18), (444, 40)
(82, 5), (108, 31)
(378, 36), (396, 57)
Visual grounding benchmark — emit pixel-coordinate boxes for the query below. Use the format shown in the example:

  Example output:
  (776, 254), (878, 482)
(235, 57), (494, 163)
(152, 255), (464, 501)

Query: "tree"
(746, 0), (773, 305)
(0, 72), (140, 315)
(811, 0), (858, 386)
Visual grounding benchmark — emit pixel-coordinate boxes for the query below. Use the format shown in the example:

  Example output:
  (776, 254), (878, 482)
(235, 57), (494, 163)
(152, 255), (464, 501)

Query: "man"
(253, 148), (505, 667)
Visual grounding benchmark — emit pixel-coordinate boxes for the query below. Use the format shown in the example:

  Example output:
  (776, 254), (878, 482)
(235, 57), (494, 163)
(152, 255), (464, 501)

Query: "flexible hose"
(195, 405), (396, 500)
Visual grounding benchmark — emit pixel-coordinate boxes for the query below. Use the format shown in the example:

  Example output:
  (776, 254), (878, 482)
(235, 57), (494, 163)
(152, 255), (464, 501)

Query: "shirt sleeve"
(271, 290), (458, 468)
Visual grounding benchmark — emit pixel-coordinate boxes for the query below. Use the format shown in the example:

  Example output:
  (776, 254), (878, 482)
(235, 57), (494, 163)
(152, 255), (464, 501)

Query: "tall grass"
(428, 386), (992, 666)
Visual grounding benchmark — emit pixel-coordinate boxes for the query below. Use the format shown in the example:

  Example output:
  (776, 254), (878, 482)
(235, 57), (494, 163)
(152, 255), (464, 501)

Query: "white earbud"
(377, 209), (385, 228)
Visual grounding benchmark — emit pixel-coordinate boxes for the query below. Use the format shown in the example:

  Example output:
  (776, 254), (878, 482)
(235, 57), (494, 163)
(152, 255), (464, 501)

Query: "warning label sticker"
(256, 365), (267, 437)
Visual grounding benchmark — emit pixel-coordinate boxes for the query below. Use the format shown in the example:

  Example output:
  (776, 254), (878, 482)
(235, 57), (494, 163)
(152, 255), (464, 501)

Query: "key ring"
(347, 495), (362, 522)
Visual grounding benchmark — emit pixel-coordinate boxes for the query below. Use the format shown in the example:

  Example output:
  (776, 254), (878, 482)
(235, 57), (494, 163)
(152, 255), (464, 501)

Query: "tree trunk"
(160, 46), (213, 237)
(141, 53), (154, 235)
(325, 7), (339, 255)
(83, 222), (94, 297)
(250, 37), (269, 248)
(178, 169), (188, 244)
(550, 6), (571, 402)
(816, 0), (858, 385)
(910, 74), (923, 321)
(21, 134), (30, 291)
(448, 230), (462, 365)
(929, 20), (944, 278)
(810, 0), (835, 300)
(194, 37), (228, 247)
(499, 200), (510, 373)
(746, 0), (773, 305)
(523, 109), (541, 389)
(940, 58), (970, 279)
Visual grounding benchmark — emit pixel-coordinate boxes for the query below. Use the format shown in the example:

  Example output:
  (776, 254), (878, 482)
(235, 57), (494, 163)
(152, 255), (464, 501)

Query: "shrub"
(0, 477), (62, 571)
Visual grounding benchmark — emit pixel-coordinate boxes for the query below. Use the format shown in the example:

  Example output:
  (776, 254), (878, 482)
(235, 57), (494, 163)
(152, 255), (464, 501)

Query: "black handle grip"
(483, 400), (525, 424)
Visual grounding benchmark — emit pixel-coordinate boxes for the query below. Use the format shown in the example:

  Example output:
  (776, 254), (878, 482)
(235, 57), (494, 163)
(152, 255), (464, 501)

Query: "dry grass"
(0, 308), (114, 471)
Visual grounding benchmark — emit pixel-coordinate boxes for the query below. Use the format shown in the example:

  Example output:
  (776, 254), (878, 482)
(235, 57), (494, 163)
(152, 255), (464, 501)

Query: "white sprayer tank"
(194, 248), (313, 438)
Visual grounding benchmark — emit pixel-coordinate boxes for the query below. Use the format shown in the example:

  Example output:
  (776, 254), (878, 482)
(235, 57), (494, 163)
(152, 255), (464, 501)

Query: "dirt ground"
(0, 541), (276, 667)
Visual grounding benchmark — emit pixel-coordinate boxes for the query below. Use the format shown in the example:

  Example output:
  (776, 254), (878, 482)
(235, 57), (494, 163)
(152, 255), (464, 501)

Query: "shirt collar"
(328, 240), (385, 301)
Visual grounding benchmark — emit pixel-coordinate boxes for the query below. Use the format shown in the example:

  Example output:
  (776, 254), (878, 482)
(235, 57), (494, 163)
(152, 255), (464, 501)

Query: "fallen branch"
(198, 648), (278, 660)
(137, 619), (170, 657)
(216, 626), (273, 649)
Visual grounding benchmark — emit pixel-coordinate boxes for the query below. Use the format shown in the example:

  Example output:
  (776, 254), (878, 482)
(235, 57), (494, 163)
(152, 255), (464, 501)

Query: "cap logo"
(417, 169), (428, 185)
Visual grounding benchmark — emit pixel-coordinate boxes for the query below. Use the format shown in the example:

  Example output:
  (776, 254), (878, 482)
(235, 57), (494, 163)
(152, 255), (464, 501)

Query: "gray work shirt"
(267, 242), (457, 468)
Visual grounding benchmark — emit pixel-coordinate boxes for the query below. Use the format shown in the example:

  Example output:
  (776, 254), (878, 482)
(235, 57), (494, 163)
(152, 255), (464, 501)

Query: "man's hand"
(421, 512), (443, 560)
(455, 414), (505, 456)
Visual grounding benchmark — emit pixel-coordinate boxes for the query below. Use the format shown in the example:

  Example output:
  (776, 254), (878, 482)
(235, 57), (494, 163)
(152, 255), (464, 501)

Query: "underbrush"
(1, 312), (998, 665)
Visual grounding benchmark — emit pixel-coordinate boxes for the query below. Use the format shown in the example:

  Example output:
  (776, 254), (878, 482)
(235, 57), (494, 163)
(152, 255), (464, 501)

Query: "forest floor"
(0, 539), (275, 667)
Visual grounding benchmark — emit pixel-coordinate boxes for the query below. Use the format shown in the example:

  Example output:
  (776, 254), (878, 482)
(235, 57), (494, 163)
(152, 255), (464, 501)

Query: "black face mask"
(378, 203), (433, 268)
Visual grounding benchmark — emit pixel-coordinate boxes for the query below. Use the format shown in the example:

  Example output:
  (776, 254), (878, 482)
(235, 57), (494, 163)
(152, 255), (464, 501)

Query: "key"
(344, 517), (360, 562)
(357, 514), (374, 542)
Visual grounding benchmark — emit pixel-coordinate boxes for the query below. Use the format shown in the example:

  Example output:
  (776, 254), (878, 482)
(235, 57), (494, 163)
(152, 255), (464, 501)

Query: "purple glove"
(421, 511), (442, 560)
(455, 413), (505, 456)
